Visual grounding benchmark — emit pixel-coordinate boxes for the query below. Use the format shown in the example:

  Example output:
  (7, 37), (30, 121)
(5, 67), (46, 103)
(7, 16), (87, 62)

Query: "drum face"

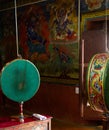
(87, 53), (109, 113)
(1, 59), (40, 103)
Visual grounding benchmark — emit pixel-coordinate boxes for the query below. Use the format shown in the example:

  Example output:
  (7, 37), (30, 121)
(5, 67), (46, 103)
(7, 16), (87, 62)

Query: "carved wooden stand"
(102, 113), (109, 130)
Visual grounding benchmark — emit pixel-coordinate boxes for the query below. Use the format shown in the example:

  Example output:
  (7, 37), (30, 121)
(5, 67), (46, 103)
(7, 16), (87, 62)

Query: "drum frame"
(87, 53), (109, 113)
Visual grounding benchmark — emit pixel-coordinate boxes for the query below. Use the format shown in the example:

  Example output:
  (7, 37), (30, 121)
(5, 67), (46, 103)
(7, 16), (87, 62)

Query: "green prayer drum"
(87, 53), (109, 113)
(1, 59), (40, 103)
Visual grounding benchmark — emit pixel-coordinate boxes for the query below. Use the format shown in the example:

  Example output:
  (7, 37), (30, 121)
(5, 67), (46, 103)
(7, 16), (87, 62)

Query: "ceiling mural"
(80, 0), (108, 13)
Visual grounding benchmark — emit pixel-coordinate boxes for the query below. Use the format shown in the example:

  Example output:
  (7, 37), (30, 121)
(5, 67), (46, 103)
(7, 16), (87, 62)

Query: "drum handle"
(19, 101), (24, 123)
(14, 0), (22, 58)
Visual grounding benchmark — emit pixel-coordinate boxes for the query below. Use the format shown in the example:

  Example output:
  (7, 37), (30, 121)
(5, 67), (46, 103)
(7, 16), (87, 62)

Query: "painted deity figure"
(54, 8), (73, 39)
(50, 5), (77, 40)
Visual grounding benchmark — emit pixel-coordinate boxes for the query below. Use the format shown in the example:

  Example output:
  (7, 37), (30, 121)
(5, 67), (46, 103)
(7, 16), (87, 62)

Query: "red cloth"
(0, 115), (51, 128)
(0, 117), (35, 128)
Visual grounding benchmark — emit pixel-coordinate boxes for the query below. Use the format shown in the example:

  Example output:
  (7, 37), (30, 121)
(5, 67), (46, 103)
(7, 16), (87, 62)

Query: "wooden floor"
(0, 104), (106, 130)
(51, 119), (103, 130)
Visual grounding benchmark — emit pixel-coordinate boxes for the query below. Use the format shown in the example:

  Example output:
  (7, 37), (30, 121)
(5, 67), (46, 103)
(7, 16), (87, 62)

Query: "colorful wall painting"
(0, 0), (79, 85)
(80, 0), (108, 13)
(48, 0), (78, 41)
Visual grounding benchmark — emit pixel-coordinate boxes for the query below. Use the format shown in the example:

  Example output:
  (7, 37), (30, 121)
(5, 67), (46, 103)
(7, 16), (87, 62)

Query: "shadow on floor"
(51, 118), (103, 130)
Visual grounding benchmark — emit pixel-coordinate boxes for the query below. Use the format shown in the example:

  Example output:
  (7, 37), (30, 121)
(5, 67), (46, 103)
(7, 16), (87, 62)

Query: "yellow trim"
(81, 10), (109, 32)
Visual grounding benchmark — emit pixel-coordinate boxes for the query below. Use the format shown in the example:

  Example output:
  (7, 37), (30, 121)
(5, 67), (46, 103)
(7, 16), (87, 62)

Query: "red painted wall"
(24, 83), (80, 123)
(0, 82), (81, 123)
